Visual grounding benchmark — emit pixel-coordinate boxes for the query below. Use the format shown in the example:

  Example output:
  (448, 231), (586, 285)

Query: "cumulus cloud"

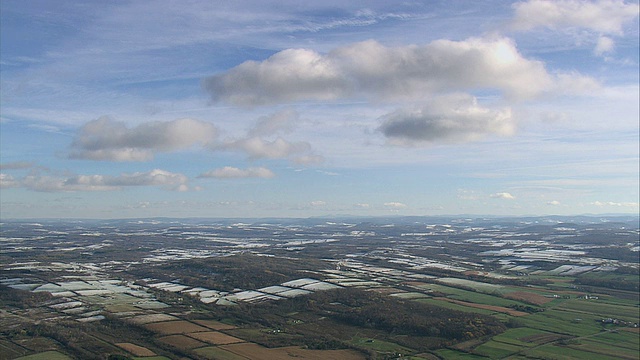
(248, 109), (300, 137)
(0, 174), (20, 188)
(594, 35), (615, 55)
(384, 202), (407, 209)
(379, 94), (515, 145)
(490, 192), (516, 200)
(511, 0), (639, 34)
(591, 200), (639, 207)
(204, 37), (577, 105)
(220, 137), (312, 159)
(3, 169), (190, 192)
(198, 166), (275, 179)
(547, 200), (561, 205)
(70, 116), (218, 161)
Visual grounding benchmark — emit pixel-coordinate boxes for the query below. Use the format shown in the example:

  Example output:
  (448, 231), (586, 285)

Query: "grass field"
(194, 346), (249, 360)
(554, 298), (640, 320)
(350, 337), (415, 355)
(472, 340), (521, 358)
(490, 327), (559, 348)
(518, 309), (605, 336)
(434, 349), (490, 359)
(410, 283), (527, 308)
(417, 298), (497, 315)
(566, 337), (639, 360)
(14, 351), (73, 360)
(523, 343), (632, 360)
(158, 334), (206, 349)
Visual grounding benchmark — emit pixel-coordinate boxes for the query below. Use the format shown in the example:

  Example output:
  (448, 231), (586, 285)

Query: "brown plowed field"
(158, 334), (206, 349)
(503, 291), (554, 306)
(115, 342), (156, 356)
(188, 331), (244, 345)
(145, 320), (209, 334)
(194, 319), (237, 330)
(221, 343), (366, 360)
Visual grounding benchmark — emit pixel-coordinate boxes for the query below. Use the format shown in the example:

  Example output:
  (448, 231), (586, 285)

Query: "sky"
(1, 0), (639, 219)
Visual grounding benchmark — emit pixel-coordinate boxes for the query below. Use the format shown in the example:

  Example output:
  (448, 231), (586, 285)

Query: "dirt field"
(221, 342), (366, 360)
(622, 327), (640, 333)
(115, 342), (156, 356)
(434, 297), (529, 316)
(187, 331), (244, 345)
(158, 334), (206, 349)
(145, 320), (210, 334)
(194, 319), (237, 330)
(503, 291), (554, 306)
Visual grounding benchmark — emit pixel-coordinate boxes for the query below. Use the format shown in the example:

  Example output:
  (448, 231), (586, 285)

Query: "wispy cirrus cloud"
(511, 0), (639, 56)
(1, 169), (190, 192)
(511, 0), (639, 34)
(0, 161), (35, 170)
(198, 166), (275, 179)
(70, 117), (218, 161)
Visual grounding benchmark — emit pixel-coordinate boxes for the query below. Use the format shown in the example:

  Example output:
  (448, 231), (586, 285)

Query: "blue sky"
(1, 0), (638, 219)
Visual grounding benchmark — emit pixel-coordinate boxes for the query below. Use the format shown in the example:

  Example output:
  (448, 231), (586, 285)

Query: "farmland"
(0, 215), (638, 359)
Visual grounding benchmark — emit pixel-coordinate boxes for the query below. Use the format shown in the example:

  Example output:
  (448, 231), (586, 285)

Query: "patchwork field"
(144, 320), (209, 334)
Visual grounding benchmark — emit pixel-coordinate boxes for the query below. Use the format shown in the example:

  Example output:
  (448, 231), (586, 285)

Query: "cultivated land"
(0, 215), (638, 359)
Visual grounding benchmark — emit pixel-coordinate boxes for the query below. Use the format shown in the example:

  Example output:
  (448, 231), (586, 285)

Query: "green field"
(473, 340), (522, 358)
(414, 283), (528, 308)
(554, 298), (640, 320)
(490, 327), (557, 348)
(523, 343), (633, 360)
(350, 337), (415, 354)
(193, 346), (249, 360)
(435, 348), (490, 359)
(15, 351), (73, 360)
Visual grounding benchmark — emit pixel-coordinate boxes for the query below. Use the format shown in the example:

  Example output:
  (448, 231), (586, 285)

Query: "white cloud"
(5, 169), (189, 192)
(379, 94), (515, 145)
(70, 117), (218, 161)
(0, 161), (34, 170)
(310, 200), (327, 206)
(490, 192), (516, 200)
(248, 109), (300, 137)
(204, 37), (580, 105)
(198, 166), (275, 179)
(0, 174), (20, 188)
(547, 200), (561, 205)
(354, 203), (370, 208)
(591, 200), (639, 207)
(292, 155), (325, 165)
(384, 202), (407, 209)
(220, 137), (312, 160)
(511, 0), (639, 35)
(457, 189), (481, 201)
(594, 35), (615, 55)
